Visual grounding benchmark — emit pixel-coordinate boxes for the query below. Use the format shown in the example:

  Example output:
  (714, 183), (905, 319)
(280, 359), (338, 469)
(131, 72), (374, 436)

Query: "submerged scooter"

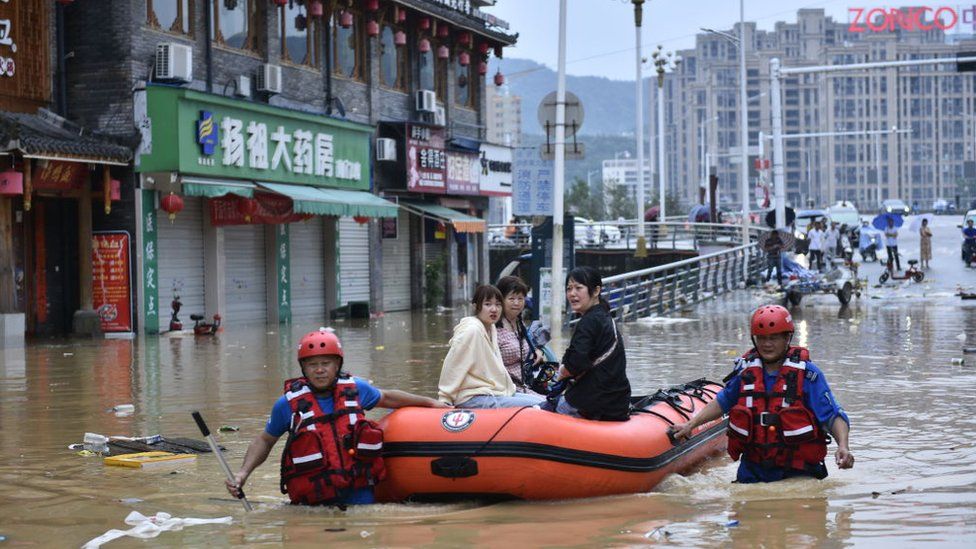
(879, 254), (924, 284)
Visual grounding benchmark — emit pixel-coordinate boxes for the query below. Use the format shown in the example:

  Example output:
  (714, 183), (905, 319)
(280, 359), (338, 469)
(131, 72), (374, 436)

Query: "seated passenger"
(438, 285), (546, 408)
(545, 266), (631, 421)
(495, 275), (546, 395)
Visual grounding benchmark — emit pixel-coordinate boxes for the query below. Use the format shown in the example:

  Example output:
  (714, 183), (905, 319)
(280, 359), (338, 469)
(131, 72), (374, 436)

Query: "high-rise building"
(663, 8), (976, 211)
(486, 85), (522, 146)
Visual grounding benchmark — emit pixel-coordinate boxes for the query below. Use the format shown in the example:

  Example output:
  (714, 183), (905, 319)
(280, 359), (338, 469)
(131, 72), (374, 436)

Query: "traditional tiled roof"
(0, 109), (132, 164)
(393, 0), (518, 45)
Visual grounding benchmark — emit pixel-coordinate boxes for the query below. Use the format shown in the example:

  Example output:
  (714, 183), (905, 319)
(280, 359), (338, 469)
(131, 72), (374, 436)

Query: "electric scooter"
(879, 254), (924, 284)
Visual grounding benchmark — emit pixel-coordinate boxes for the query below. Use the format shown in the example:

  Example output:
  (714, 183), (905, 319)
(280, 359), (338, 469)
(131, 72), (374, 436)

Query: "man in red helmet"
(226, 328), (448, 506)
(672, 305), (853, 483)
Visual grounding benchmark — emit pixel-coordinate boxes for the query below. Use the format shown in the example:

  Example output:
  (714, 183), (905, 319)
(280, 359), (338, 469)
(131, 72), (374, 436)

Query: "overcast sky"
(484, 1), (968, 80)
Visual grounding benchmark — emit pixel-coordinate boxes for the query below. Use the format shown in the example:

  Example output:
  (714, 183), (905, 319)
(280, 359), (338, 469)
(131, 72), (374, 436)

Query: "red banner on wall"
(208, 192), (311, 226)
(92, 232), (132, 332)
(34, 161), (87, 191)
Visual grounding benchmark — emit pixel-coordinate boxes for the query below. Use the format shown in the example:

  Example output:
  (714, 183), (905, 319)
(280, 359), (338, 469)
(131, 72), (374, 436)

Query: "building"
(663, 8), (976, 210)
(600, 157), (653, 203)
(486, 85), (521, 147)
(0, 0), (516, 339)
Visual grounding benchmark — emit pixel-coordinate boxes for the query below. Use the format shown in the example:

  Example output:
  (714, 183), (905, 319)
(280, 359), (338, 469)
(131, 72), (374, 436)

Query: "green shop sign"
(138, 86), (371, 190)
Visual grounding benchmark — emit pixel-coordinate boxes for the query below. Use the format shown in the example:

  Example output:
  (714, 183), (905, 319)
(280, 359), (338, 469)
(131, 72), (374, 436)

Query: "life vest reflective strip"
(278, 374), (386, 505)
(725, 347), (827, 472)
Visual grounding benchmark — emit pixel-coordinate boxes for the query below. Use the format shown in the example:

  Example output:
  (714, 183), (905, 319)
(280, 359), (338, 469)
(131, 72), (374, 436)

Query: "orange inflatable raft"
(375, 378), (727, 502)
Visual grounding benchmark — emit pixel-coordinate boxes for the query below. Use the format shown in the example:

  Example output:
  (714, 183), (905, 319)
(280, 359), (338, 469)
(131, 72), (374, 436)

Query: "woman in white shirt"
(807, 221), (825, 271)
(438, 285), (546, 408)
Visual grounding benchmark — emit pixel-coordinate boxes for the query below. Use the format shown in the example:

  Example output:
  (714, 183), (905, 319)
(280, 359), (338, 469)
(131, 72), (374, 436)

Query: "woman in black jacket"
(548, 266), (631, 421)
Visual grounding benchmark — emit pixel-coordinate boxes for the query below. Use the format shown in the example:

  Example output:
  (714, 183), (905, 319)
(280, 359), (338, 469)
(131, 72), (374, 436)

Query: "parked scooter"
(191, 313), (222, 335)
(879, 255), (924, 284)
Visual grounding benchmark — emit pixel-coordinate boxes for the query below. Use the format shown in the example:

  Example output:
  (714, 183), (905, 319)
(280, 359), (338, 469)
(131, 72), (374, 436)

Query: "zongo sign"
(848, 6), (976, 32)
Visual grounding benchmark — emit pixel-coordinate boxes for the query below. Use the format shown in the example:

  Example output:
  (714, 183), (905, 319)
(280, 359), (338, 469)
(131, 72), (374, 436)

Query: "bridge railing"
(488, 221), (765, 251)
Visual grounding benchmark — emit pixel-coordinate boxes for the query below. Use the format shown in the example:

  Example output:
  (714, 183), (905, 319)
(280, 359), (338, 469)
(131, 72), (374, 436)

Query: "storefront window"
(418, 45), (434, 92)
(379, 26), (407, 90)
(281, 3), (318, 67)
(435, 55), (448, 103)
(455, 55), (471, 107)
(333, 11), (360, 79)
(148, 0), (192, 35)
(211, 0), (257, 51)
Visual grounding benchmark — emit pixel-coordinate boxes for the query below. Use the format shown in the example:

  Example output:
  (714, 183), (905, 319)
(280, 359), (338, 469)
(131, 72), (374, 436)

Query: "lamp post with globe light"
(652, 46), (680, 222)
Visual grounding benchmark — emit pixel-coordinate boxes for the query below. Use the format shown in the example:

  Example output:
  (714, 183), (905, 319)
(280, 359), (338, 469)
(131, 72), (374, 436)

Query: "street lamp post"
(738, 0), (750, 259)
(632, 0), (647, 258)
(652, 46), (680, 222)
(550, 0), (568, 332)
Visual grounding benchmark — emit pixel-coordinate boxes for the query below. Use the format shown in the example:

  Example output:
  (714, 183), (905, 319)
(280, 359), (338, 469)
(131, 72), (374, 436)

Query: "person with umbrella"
(884, 216), (901, 271)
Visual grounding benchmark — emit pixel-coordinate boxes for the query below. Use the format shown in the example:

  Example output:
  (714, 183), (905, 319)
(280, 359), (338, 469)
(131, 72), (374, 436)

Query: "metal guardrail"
(488, 221), (764, 251)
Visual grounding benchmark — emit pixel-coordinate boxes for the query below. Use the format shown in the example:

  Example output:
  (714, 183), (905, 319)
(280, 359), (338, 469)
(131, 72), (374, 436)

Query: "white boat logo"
(441, 410), (476, 432)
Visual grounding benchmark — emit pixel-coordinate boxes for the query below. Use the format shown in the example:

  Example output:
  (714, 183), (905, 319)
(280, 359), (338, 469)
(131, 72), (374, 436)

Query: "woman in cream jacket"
(437, 285), (546, 408)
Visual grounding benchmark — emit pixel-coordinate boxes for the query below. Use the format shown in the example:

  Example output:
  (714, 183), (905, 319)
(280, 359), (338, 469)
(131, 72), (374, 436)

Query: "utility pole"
(550, 0), (568, 332)
(632, 0), (647, 257)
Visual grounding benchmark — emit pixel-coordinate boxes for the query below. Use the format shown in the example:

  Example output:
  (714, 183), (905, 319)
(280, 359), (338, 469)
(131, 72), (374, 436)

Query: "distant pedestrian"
(807, 221), (825, 271)
(824, 221), (840, 262)
(963, 220), (976, 267)
(884, 217), (901, 271)
(762, 230), (785, 287)
(919, 218), (932, 270)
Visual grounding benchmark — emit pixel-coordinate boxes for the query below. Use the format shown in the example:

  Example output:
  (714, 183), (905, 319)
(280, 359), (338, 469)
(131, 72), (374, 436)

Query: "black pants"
(810, 249), (824, 270)
(764, 253), (783, 285)
(886, 245), (901, 271)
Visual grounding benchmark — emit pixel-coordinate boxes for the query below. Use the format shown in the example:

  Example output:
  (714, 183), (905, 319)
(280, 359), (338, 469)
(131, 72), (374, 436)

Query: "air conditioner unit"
(155, 43), (193, 82)
(376, 138), (397, 162)
(416, 89), (437, 113)
(235, 75), (251, 98)
(434, 105), (446, 126)
(256, 64), (282, 94)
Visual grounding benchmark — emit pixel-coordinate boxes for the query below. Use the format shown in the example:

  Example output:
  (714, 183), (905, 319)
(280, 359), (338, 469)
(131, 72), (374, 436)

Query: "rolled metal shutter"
(381, 209), (411, 311)
(156, 196), (205, 319)
(337, 218), (369, 306)
(224, 224), (268, 325)
(290, 217), (327, 320)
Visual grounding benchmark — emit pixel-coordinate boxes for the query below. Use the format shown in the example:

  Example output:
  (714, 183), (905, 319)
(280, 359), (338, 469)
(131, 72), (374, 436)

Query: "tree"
(564, 177), (605, 220)
(606, 181), (636, 220)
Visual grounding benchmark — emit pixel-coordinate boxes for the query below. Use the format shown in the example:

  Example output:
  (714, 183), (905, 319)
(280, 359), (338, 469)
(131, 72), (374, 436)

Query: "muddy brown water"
(1, 290), (975, 547)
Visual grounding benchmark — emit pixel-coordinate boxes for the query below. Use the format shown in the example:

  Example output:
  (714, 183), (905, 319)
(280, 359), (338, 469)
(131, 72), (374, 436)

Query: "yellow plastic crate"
(104, 451), (197, 469)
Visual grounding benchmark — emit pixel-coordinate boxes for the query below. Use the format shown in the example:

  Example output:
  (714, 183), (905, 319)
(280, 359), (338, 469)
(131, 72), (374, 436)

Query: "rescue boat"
(375, 378), (727, 502)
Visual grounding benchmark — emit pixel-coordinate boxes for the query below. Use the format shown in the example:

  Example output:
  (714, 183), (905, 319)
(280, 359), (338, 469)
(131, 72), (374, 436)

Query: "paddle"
(191, 411), (253, 512)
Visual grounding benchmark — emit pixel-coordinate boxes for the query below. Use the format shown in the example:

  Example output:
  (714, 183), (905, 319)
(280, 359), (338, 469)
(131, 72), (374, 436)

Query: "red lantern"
(494, 45), (503, 58)
(363, 0), (379, 11)
(339, 10), (353, 28)
(493, 70), (504, 87)
(394, 30), (407, 46)
(478, 61), (487, 76)
(436, 23), (449, 38)
(437, 45), (449, 60)
(309, 1), (324, 17)
(272, 0), (288, 6)
(457, 31), (471, 46)
(458, 51), (470, 66)
(237, 197), (259, 223)
(160, 192), (184, 222)
(395, 6), (406, 23)
(478, 41), (490, 55)
(353, 215), (370, 225)
(110, 179), (121, 201)
(0, 170), (23, 195)
(366, 20), (379, 37)
(418, 17), (430, 30)
(418, 38), (430, 53)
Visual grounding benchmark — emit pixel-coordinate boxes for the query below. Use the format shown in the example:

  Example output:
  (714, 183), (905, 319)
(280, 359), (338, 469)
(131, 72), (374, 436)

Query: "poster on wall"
(479, 143), (514, 196)
(406, 124), (446, 193)
(92, 232), (132, 333)
(446, 151), (481, 195)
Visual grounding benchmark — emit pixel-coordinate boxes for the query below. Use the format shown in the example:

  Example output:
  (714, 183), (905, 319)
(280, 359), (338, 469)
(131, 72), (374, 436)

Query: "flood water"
(2, 287), (975, 547)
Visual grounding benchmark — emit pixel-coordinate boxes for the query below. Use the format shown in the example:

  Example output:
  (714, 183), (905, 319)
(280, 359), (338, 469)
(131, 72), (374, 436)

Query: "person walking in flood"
(919, 217), (932, 270)
(225, 328), (448, 507)
(807, 221), (825, 271)
(672, 305), (854, 483)
(438, 285), (546, 408)
(545, 266), (631, 421)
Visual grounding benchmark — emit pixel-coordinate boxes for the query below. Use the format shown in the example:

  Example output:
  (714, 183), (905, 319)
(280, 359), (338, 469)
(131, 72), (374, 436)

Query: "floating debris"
(218, 425), (239, 432)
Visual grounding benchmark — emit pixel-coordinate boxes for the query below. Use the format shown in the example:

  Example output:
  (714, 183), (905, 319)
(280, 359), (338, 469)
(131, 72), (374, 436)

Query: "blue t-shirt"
(963, 227), (976, 239)
(716, 361), (849, 483)
(266, 377), (382, 504)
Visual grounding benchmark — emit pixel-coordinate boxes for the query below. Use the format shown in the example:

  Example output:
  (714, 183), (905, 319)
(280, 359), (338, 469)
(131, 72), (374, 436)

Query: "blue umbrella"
(688, 204), (708, 223)
(872, 212), (903, 230)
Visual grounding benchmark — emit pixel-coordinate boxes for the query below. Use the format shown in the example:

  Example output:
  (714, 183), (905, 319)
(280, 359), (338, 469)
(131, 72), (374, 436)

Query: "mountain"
(489, 57), (653, 136)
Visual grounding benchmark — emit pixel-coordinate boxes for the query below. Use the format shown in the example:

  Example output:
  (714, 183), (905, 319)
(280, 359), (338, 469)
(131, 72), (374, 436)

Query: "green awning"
(258, 182), (398, 218)
(181, 177), (255, 198)
(400, 201), (485, 233)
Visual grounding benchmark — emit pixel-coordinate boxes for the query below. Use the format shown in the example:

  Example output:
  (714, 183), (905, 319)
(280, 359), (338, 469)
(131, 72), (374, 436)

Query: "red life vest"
(726, 347), (828, 472)
(278, 374), (386, 505)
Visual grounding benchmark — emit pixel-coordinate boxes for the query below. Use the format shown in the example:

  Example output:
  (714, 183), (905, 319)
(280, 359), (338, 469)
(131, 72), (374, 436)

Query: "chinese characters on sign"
(513, 147), (553, 216)
(407, 124), (447, 193)
(478, 143), (514, 197)
(93, 232), (132, 332)
(142, 190), (159, 333)
(446, 151), (480, 195)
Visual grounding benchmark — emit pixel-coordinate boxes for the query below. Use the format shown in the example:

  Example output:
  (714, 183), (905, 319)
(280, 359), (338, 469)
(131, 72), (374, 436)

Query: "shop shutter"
(290, 217), (328, 320)
(337, 218), (370, 306)
(224, 224), (268, 325)
(156, 196), (205, 320)
(381, 210), (411, 311)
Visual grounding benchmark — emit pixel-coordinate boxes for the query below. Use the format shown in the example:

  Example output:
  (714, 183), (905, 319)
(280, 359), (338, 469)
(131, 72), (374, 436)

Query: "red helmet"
(297, 328), (343, 362)
(750, 305), (795, 336)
